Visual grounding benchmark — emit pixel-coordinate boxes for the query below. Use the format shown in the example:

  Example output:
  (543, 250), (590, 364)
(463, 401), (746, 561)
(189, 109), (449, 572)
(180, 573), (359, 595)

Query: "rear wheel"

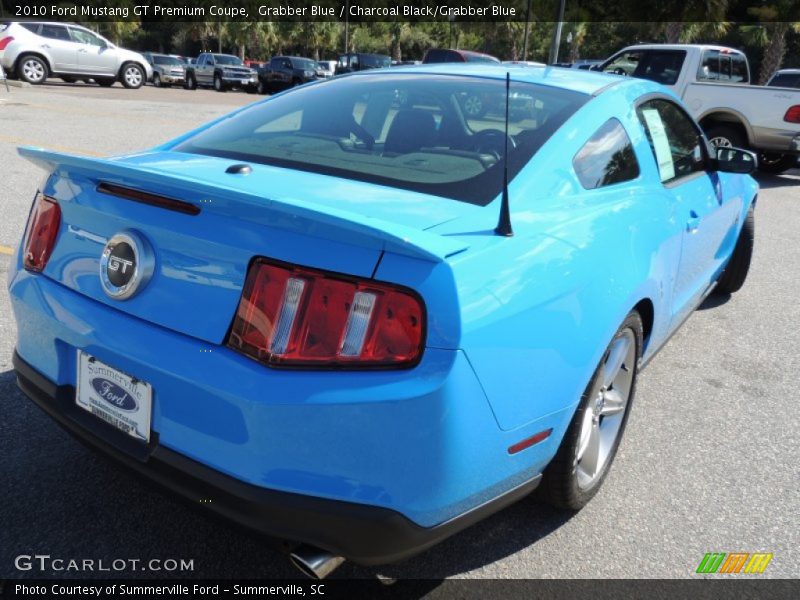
(706, 124), (746, 150)
(17, 55), (48, 84)
(715, 206), (754, 295)
(539, 311), (642, 510)
(757, 153), (797, 175)
(256, 80), (266, 95)
(213, 74), (226, 92)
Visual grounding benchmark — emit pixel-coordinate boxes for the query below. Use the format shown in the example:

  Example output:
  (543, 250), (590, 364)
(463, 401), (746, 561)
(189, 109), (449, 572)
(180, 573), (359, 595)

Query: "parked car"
(335, 52), (391, 74)
(767, 68), (800, 89)
(599, 44), (800, 174)
(142, 52), (185, 87)
(422, 48), (500, 64)
(11, 64), (757, 578)
(0, 21), (151, 88)
(256, 56), (320, 94)
(185, 52), (257, 93)
(318, 59), (337, 76)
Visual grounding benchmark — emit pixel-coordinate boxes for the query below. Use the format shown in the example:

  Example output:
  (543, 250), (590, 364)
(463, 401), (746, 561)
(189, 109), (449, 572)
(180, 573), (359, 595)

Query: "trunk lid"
(21, 147), (472, 344)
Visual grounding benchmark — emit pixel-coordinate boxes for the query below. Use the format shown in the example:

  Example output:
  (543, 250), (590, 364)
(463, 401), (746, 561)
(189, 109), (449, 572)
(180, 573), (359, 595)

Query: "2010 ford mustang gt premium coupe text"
(10, 64), (757, 578)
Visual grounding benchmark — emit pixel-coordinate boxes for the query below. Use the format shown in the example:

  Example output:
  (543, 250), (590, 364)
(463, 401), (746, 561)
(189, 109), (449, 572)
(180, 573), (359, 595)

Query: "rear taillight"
(227, 259), (425, 368)
(784, 105), (800, 124)
(0, 36), (14, 51)
(23, 194), (61, 272)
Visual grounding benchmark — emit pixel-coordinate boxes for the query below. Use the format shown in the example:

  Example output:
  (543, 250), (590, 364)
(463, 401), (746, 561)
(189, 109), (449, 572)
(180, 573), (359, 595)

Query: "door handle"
(686, 210), (701, 233)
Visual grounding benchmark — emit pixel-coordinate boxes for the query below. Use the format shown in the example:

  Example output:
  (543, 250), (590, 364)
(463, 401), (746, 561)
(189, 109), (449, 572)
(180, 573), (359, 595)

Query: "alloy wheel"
(575, 329), (636, 490)
(22, 59), (46, 83)
(124, 66), (142, 87)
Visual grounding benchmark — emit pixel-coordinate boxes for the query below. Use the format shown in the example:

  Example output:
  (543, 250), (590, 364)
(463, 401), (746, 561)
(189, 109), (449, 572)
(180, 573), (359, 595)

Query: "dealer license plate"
(76, 351), (152, 443)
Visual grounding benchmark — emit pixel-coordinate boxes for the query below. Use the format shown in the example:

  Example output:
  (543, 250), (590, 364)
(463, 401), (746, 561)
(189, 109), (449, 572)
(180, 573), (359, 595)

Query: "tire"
(17, 54), (48, 84)
(152, 73), (161, 88)
(120, 63), (144, 89)
(756, 153), (798, 175)
(715, 206), (754, 295)
(213, 74), (226, 92)
(539, 311), (643, 511)
(705, 124), (746, 149)
(462, 94), (487, 118)
(184, 74), (197, 90)
(256, 80), (266, 95)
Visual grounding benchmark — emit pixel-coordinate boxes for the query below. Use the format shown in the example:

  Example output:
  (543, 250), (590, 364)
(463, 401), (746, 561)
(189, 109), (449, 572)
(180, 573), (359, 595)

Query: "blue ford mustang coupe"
(10, 64), (757, 577)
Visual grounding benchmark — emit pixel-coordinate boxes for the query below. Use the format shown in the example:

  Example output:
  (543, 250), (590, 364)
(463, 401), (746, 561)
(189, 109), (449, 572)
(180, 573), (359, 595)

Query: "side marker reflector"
(508, 428), (553, 455)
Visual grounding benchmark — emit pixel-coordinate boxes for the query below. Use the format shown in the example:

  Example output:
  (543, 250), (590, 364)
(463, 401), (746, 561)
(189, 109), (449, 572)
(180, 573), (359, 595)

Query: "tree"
(743, 3), (800, 84)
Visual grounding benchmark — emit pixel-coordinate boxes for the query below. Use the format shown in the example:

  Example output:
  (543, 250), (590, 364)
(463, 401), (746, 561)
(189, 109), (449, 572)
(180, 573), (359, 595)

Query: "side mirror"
(715, 147), (757, 174)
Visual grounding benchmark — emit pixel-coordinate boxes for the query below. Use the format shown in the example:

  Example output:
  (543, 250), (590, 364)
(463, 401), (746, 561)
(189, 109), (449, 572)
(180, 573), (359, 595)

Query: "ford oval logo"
(91, 378), (137, 412)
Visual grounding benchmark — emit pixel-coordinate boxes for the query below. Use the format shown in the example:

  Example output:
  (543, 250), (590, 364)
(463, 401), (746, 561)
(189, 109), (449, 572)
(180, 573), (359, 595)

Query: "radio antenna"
(495, 72), (513, 237)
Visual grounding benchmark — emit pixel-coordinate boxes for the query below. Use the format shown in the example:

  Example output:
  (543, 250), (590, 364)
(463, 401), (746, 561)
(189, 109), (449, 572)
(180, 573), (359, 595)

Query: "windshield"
(174, 74), (588, 205)
(362, 55), (391, 68)
(317, 62), (330, 70)
(213, 54), (244, 66)
(153, 56), (183, 66)
(465, 54), (499, 64)
(291, 58), (317, 70)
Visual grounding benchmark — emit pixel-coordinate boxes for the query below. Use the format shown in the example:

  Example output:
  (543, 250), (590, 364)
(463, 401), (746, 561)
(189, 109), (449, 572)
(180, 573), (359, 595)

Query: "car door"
(69, 28), (116, 75)
(201, 54), (215, 84)
(37, 24), (79, 72)
(636, 97), (740, 325)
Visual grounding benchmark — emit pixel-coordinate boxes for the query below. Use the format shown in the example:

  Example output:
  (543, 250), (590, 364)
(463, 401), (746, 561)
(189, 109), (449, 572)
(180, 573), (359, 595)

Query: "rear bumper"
(13, 351), (541, 565)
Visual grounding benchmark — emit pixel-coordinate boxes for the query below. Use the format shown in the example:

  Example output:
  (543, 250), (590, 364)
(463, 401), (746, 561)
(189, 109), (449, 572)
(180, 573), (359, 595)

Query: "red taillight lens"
(227, 259), (425, 368)
(0, 36), (14, 51)
(23, 194), (61, 272)
(784, 105), (800, 124)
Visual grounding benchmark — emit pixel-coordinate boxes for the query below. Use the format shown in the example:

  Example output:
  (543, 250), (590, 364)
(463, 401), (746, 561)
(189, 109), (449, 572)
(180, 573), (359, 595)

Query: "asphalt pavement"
(0, 81), (798, 584)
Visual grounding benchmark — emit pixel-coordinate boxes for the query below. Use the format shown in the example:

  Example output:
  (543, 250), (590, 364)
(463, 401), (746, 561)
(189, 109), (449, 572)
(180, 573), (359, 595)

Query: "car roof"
(618, 43), (744, 54)
(773, 69), (800, 75)
(383, 62), (633, 96)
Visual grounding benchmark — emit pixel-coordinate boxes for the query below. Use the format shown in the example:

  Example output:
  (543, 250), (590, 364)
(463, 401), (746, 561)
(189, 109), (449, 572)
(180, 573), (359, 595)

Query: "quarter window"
(636, 99), (706, 184)
(573, 119), (640, 189)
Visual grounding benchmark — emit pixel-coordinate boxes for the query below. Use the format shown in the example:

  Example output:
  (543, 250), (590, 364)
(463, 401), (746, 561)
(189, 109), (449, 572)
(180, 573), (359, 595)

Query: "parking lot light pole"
(548, 0), (566, 65)
(522, 0), (532, 61)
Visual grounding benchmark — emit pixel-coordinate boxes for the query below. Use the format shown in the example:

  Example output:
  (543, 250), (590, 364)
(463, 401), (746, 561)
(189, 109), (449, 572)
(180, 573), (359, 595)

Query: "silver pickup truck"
(599, 44), (800, 174)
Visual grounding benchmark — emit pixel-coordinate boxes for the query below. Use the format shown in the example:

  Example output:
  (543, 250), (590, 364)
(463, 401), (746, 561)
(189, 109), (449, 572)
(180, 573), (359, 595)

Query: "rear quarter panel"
(435, 80), (683, 432)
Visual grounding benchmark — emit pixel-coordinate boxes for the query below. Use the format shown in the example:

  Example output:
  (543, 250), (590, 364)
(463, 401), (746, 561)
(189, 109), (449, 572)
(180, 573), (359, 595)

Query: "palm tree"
(743, 4), (800, 84)
(662, 0), (730, 43)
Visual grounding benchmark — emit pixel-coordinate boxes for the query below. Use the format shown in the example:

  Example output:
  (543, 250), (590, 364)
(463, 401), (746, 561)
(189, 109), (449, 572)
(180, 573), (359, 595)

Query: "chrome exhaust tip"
(288, 545), (345, 580)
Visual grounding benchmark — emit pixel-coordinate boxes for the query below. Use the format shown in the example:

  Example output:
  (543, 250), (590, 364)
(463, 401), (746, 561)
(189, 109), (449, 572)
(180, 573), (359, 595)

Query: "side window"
(573, 119), (640, 189)
(21, 23), (41, 34)
(351, 55), (360, 70)
(70, 29), (103, 46)
(40, 25), (71, 41)
(283, 59), (292, 69)
(602, 51), (643, 77)
(637, 99), (705, 184)
(698, 50), (749, 83)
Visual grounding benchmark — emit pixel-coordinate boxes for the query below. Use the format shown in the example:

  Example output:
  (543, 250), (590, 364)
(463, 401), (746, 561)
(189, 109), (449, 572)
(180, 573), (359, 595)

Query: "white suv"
(0, 21), (151, 88)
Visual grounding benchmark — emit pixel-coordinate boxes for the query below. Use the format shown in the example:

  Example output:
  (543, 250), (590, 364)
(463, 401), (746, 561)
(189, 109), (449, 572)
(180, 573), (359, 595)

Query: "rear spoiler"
(18, 146), (469, 263)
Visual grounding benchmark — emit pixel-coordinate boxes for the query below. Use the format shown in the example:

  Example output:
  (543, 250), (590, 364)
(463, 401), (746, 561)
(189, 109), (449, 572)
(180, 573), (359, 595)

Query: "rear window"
(174, 74), (588, 205)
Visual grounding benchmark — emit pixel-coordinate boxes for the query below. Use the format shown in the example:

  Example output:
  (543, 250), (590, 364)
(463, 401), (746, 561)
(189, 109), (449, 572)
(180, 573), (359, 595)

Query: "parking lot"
(1, 83), (798, 583)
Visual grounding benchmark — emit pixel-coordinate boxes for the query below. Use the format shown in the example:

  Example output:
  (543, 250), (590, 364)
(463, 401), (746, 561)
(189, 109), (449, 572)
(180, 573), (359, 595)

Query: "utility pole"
(548, 0), (566, 65)
(344, 1), (349, 53)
